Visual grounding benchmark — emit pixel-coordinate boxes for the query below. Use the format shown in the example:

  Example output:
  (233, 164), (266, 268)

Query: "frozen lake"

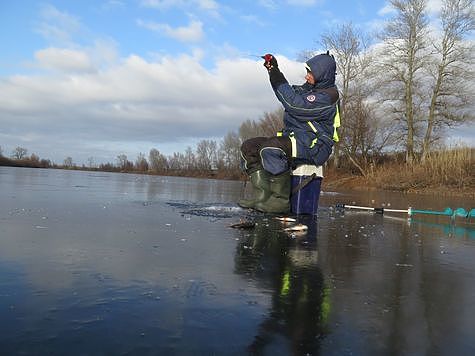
(1, 167), (474, 355)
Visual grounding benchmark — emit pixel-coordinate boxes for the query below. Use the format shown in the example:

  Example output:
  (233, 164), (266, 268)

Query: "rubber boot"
(238, 169), (270, 209)
(254, 171), (291, 214)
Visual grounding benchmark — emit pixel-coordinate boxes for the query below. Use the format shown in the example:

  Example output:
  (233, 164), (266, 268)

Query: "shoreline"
(322, 173), (475, 198)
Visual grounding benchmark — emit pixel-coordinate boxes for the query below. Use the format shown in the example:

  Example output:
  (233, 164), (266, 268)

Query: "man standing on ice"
(239, 52), (340, 213)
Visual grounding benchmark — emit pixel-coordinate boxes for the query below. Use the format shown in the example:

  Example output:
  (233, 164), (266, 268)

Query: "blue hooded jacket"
(269, 53), (339, 166)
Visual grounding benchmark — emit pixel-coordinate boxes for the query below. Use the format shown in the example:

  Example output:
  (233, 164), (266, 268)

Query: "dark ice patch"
(167, 201), (253, 219)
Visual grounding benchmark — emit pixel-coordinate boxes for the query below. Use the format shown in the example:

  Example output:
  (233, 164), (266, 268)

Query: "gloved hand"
(261, 53), (287, 88)
(262, 54), (278, 70)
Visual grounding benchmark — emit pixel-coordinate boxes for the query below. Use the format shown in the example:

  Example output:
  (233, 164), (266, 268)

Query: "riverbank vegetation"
(323, 146), (474, 196)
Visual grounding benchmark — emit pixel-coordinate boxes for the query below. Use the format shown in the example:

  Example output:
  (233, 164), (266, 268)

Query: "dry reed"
(367, 147), (474, 191)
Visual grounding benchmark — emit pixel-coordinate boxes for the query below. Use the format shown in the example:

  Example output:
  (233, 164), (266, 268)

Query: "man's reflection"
(234, 216), (330, 355)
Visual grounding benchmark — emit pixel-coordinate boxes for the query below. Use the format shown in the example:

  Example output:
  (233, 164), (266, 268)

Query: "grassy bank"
(324, 147), (474, 197)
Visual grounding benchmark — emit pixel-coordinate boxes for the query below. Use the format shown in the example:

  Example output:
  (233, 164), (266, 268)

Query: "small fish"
(275, 217), (297, 223)
(395, 263), (413, 267)
(229, 220), (256, 229)
(284, 224), (308, 232)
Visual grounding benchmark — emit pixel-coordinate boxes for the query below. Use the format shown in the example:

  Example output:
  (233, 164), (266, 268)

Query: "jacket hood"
(306, 53), (336, 89)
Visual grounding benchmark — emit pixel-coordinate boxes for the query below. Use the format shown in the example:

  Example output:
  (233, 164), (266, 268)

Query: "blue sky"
(0, 0), (388, 72)
(0, 0), (472, 165)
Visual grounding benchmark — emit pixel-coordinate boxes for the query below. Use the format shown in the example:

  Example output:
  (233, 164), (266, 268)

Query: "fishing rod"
(241, 52), (275, 60)
(336, 204), (475, 221)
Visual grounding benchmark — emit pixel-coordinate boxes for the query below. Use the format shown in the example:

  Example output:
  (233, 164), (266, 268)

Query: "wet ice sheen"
(0, 167), (474, 355)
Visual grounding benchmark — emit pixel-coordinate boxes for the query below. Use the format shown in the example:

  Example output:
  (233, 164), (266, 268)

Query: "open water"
(0, 167), (474, 355)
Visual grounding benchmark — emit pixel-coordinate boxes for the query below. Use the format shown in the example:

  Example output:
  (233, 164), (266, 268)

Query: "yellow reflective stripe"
(276, 131), (297, 156)
(307, 121), (317, 133)
(310, 138), (318, 148)
(289, 134), (297, 158)
(280, 270), (290, 297)
(334, 105), (341, 128)
(333, 105), (340, 142)
(320, 285), (331, 324)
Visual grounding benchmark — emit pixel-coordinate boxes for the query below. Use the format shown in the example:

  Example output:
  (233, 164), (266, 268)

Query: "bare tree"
(220, 131), (241, 170)
(30, 153), (40, 163)
(0, 146), (3, 157)
(117, 154), (127, 169)
(238, 108), (284, 141)
(184, 146), (195, 170)
(168, 152), (185, 170)
(239, 119), (263, 142)
(341, 86), (400, 175)
(377, 0), (430, 163)
(40, 159), (52, 168)
(87, 157), (95, 168)
(320, 22), (371, 168)
(342, 93), (376, 175)
(12, 147), (28, 160)
(196, 139), (217, 170)
(117, 154), (133, 171)
(135, 153), (149, 172)
(258, 109), (285, 136)
(209, 140), (218, 170)
(421, 0), (475, 160)
(63, 157), (74, 168)
(149, 148), (168, 172)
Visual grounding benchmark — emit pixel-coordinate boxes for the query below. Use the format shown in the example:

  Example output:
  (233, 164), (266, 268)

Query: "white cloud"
(166, 20), (204, 42)
(287, 0), (321, 6)
(89, 39), (120, 67)
(138, 19), (205, 42)
(140, 0), (222, 19)
(35, 4), (82, 44)
(257, 0), (278, 10)
(141, 0), (185, 8)
(0, 50), (306, 163)
(140, 0), (220, 16)
(365, 18), (387, 33)
(378, 0), (443, 17)
(101, 0), (126, 11)
(258, 0), (324, 10)
(447, 123), (475, 146)
(426, 0), (444, 14)
(35, 48), (94, 72)
(195, 0), (219, 11)
(257, 0), (325, 12)
(240, 14), (266, 27)
(140, 0), (178, 8)
(377, 3), (395, 16)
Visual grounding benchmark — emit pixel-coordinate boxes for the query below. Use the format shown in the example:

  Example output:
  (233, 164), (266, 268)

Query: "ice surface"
(0, 167), (474, 355)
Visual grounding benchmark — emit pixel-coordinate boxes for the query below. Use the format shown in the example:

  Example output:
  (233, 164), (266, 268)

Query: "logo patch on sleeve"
(306, 94), (316, 102)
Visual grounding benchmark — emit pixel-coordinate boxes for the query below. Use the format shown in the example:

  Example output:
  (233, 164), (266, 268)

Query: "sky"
(0, 0), (473, 165)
